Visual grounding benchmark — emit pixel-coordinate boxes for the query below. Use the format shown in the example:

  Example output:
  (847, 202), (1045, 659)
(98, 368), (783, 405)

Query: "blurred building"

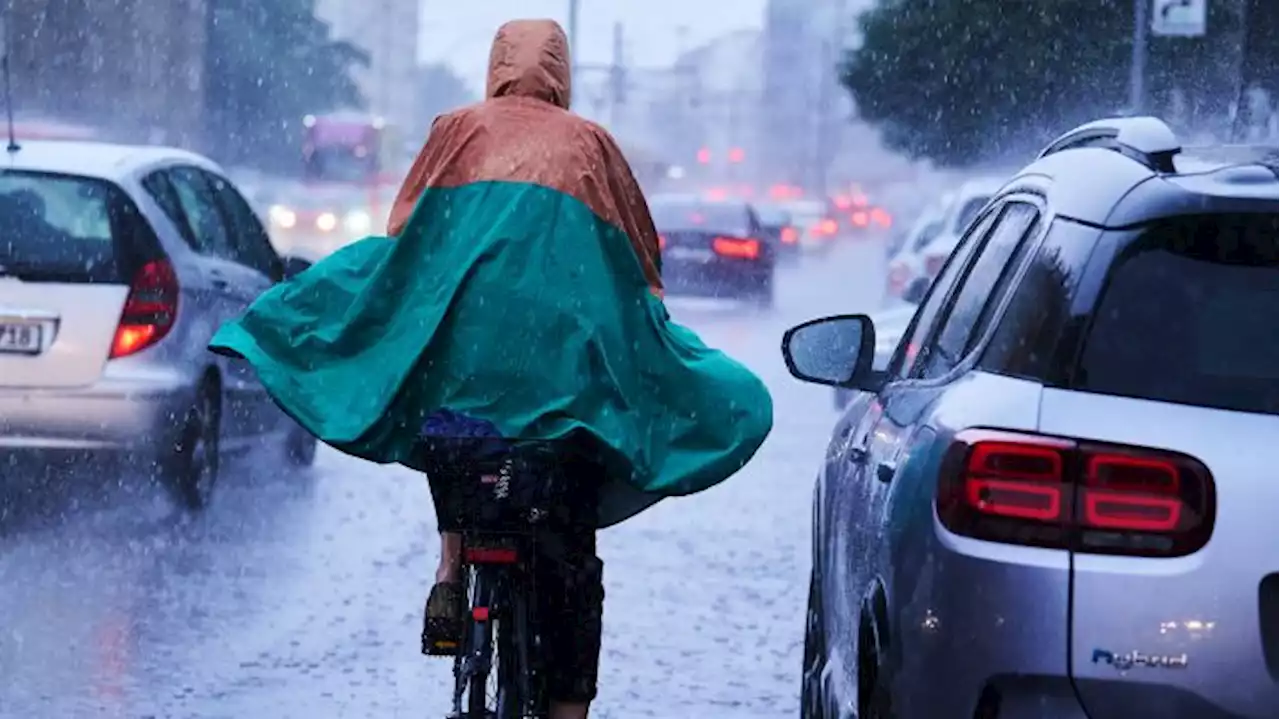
(6, 0), (208, 148)
(315, 0), (420, 135)
(762, 0), (876, 192)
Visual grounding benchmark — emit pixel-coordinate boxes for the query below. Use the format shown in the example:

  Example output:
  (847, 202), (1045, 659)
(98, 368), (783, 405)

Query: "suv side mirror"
(282, 255), (313, 280)
(782, 314), (876, 388)
(902, 276), (930, 305)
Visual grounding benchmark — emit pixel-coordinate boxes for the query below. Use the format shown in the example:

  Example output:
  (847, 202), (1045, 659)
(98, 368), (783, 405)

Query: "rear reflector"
(463, 547), (519, 565)
(110, 259), (179, 359)
(937, 429), (1215, 557)
(712, 237), (761, 260)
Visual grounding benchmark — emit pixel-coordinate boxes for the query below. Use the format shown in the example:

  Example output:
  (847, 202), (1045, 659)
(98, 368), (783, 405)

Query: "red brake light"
(851, 211), (869, 228)
(812, 219), (838, 236)
(464, 546), (519, 565)
(110, 259), (179, 359)
(658, 234), (667, 250)
(937, 429), (1216, 557)
(712, 237), (761, 260)
(871, 207), (892, 227)
(781, 226), (799, 244)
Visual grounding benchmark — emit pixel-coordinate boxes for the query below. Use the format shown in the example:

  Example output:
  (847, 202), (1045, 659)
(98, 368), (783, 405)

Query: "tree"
(204, 0), (368, 171)
(413, 63), (476, 131)
(841, 0), (1274, 168)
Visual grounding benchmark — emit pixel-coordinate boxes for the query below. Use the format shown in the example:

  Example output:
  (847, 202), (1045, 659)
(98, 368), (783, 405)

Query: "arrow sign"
(1151, 0), (1207, 37)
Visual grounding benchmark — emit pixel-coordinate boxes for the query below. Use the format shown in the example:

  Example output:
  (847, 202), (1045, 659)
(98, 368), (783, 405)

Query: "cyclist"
(210, 17), (772, 719)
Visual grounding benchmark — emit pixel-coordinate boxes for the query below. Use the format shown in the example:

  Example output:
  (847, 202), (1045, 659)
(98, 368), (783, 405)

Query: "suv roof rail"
(1038, 116), (1180, 172)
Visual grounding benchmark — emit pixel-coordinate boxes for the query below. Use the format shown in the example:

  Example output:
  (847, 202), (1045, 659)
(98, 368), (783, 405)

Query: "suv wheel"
(801, 573), (828, 718)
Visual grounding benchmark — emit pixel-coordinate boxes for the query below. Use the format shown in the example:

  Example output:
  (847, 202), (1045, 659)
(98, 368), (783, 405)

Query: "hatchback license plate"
(0, 322), (42, 355)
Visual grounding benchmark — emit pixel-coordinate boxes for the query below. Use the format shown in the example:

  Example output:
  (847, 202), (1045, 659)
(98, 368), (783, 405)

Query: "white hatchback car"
(0, 140), (316, 509)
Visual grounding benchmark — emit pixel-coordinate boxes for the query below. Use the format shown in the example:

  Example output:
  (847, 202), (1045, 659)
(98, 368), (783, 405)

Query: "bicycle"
(420, 436), (577, 719)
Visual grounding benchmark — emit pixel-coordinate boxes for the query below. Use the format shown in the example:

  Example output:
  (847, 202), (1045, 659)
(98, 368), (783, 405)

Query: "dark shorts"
(426, 450), (605, 704)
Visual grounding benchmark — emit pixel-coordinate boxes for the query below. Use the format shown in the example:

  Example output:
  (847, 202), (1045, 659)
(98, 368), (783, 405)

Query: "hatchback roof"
(0, 140), (213, 182)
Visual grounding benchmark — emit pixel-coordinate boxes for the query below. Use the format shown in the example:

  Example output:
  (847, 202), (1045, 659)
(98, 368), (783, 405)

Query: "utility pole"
(1128, 0), (1148, 114)
(567, 0), (579, 99)
(609, 21), (625, 129)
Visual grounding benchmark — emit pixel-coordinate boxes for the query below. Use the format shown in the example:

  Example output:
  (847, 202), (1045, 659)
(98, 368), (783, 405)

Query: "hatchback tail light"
(936, 429), (1215, 558)
(712, 236), (761, 260)
(110, 259), (179, 359)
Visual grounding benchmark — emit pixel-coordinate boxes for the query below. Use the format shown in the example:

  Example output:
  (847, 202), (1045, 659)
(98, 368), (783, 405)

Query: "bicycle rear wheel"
(459, 565), (524, 719)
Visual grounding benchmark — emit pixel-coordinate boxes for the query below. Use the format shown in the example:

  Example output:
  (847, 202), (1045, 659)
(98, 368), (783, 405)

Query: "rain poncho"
(209, 19), (773, 527)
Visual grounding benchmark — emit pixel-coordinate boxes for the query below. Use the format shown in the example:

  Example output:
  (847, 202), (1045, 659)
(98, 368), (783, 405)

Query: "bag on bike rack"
(421, 437), (572, 532)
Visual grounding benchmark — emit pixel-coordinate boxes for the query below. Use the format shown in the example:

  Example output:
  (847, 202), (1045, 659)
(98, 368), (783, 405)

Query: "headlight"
(344, 210), (371, 233)
(269, 204), (297, 229)
(316, 212), (338, 232)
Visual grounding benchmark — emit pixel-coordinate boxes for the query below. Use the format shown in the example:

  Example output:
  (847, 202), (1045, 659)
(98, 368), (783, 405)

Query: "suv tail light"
(712, 236), (761, 260)
(936, 429), (1215, 557)
(110, 259), (179, 359)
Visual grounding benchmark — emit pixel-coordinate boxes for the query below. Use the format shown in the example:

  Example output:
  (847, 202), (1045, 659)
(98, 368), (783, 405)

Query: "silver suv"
(0, 140), (317, 510)
(783, 117), (1278, 719)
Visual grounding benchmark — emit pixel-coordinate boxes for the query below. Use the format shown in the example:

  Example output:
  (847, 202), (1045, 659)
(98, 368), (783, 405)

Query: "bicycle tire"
(465, 567), (496, 718)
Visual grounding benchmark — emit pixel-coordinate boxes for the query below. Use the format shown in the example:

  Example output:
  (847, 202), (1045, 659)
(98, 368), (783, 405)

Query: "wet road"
(0, 239), (886, 719)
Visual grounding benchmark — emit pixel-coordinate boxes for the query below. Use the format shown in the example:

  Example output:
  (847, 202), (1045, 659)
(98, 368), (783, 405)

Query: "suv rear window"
(1074, 212), (1278, 414)
(0, 171), (152, 284)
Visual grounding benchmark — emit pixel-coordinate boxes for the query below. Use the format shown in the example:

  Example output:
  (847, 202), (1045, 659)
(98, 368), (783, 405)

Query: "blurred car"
(776, 198), (836, 249)
(0, 140), (318, 510)
(753, 202), (803, 263)
(649, 194), (775, 307)
(910, 176), (1006, 285)
(786, 117), (1278, 719)
(885, 196), (950, 300)
(264, 183), (388, 257)
(827, 189), (894, 240)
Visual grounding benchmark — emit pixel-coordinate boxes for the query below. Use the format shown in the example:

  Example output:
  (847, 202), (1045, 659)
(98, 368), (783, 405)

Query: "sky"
(418, 0), (767, 93)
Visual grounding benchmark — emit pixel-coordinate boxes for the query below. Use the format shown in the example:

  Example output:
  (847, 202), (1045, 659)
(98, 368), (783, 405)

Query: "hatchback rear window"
(1074, 212), (1278, 414)
(0, 171), (151, 283)
(651, 201), (751, 236)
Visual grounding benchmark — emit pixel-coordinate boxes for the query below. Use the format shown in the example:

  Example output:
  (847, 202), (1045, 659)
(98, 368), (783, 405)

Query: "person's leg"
(542, 527), (604, 719)
(436, 531), (462, 583)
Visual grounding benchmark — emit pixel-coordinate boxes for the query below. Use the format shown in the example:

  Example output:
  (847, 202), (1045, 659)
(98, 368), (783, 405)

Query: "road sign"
(1151, 0), (1207, 37)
